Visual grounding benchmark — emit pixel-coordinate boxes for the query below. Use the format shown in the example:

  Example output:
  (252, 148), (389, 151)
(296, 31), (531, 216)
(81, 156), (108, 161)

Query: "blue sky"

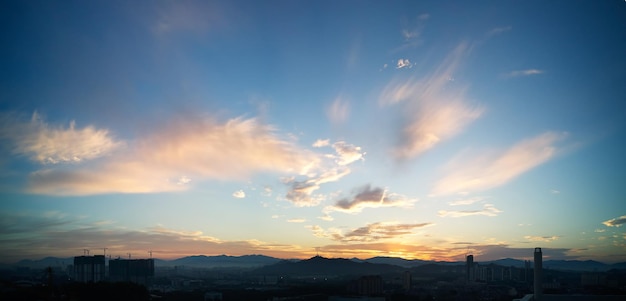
(1, 0), (625, 263)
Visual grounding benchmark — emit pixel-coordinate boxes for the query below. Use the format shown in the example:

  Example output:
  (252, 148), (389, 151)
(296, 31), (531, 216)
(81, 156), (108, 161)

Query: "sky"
(1, 0), (625, 264)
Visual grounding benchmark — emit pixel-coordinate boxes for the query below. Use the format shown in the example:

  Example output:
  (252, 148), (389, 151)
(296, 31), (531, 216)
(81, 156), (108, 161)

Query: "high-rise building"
(109, 258), (155, 286)
(534, 247), (543, 301)
(73, 255), (105, 282)
(402, 271), (412, 291)
(466, 255), (474, 282)
(348, 275), (383, 296)
(524, 260), (531, 282)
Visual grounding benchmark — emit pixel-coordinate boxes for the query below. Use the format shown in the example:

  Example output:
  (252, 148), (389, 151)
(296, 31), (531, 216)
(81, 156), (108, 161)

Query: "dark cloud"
(603, 215), (626, 227)
(336, 185), (384, 209)
(343, 222), (432, 242)
(329, 184), (415, 213)
(310, 222), (432, 243)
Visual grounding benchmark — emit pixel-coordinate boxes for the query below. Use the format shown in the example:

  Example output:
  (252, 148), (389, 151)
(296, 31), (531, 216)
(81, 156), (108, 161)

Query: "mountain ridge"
(6, 255), (626, 272)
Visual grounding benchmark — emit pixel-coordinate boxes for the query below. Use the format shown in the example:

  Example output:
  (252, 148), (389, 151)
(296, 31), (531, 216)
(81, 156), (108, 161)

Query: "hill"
(162, 254), (281, 268)
(253, 255), (404, 276)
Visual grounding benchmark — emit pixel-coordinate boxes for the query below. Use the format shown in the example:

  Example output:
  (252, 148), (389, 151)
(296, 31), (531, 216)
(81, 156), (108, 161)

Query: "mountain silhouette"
(7, 255), (626, 272)
(252, 255), (403, 276)
(165, 254), (280, 268)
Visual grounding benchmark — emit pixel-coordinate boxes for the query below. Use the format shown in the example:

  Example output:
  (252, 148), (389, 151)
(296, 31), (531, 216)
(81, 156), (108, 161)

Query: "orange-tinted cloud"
(603, 215), (626, 227)
(433, 131), (567, 196)
(309, 221), (432, 243)
(26, 116), (319, 195)
(438, 204), (502, 218)
(1, 112), (122, 164)
(380, 43), (483, 160)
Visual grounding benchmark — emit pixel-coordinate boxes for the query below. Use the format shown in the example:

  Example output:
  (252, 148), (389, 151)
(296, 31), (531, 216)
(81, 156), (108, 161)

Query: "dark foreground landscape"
(2, 253), (626, 301)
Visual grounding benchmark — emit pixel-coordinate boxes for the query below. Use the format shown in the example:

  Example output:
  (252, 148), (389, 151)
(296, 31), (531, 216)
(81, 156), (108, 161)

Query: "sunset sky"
(1, 0), (625, 264)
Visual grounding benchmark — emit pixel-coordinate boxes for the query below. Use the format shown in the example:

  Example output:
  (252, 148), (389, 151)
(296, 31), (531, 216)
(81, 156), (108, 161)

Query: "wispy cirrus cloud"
(505, 69), (544, 78)
(309, 222), (432, 243)
(324, 184), (416, 214)
(380, 43), (484, 160)
(26, 115), (319, 195)
(287, 218), (306, 223)
(152, 0), (223, 35)
(392, 13), (429, 53)
(603, 215), (626, 227)
(448, 196), (485, 206)
(331, 141), (365, 166)
(438, 204), (502, 218)
(0, 112), (123, 164)
(486, 26), (512, 37)
(0, 211), (312, 262)
(327, 97), (350, 124)
(284, 168), (351, 207)
(432, 131), (567, 196)
(524, 235), (561, 242)
(283, 140), (365, 207)
(402, 30), (419, 40)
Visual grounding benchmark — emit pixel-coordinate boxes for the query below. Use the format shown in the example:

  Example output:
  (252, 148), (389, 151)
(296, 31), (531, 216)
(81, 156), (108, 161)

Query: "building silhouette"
(402, 270), (412, 291)
(73, 255), (105, 282)
(347, 275), (383, 296)
(534, 247), (543, 300)
(466, 255), (474, 282)
(109, 258), (155, 286)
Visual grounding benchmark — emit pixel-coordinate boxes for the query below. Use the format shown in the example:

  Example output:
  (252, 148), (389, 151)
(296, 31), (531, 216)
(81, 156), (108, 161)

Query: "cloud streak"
(438, 204), (502, 218)
(603, 215), (626, 227)
(310, 222), (432, 242)
(524, 235), (561, 242)
(0, 211), (311, 262)
(433, 131), (567, 196)
(0, 112), (122, 164)
(448, 196), (485, 206)
(284, 168), (351, 207)
(283, 140), (364, 207)
(327, 97), (350, 124)
(380, 43), (483, 160)
(0, 211), (605, 263)
(505, 69), (544, 77)
(486, 26), (512, 37)
(315, 243), (576, 262)
(26, 116), (319, 195)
